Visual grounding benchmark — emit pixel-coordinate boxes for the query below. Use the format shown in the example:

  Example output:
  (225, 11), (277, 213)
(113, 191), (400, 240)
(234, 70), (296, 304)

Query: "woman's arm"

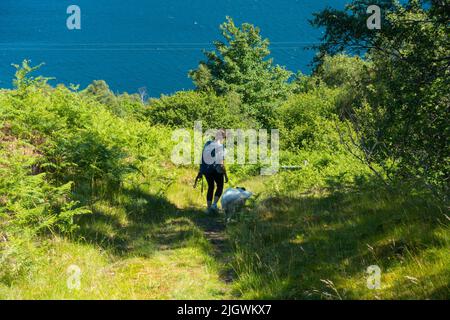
(194, 171), (203, 188)
(220, 144), (228, 183)
(222, 164), (229, 183)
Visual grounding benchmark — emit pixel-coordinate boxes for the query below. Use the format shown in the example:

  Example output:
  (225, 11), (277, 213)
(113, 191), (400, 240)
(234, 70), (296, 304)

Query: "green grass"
(0, 173), (231, 300)
(0, 238), (227, 299)
(1, 169), (448, 300)
(227, 180), (450, 299)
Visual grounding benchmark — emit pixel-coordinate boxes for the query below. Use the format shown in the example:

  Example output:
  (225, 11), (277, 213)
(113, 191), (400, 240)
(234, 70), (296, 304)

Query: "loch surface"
(0, 0), (347, 95)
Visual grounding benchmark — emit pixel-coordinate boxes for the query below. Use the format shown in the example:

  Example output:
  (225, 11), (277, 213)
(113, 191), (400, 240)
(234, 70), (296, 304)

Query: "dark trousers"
(205, 170), (224, 202)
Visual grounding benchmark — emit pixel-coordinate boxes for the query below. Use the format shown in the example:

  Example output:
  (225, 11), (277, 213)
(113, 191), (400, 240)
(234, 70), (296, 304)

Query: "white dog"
(221, 187), (252, 215)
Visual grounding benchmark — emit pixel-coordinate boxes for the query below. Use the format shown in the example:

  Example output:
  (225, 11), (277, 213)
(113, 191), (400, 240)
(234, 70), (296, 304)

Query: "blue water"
(0, 0), (347, 95)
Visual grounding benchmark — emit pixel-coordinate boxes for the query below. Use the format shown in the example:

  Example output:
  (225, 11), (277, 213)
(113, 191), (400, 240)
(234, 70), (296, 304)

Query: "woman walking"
(195, 129), (229, 213)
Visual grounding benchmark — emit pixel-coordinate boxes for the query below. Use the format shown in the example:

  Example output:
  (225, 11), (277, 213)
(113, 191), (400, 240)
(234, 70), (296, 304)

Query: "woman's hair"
(215, 128), (226, 141)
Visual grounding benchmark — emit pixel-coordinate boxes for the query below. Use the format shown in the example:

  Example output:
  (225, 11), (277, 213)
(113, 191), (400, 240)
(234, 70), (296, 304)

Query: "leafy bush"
(81, 80), (145, 118)
(277, 87), (341, 151)
(272, 85), (373, 192)
(0, 61), (174, 284)
(312, 0), (450, 194)
(146, 90), (254, 129)
(0, 133), (89, 283)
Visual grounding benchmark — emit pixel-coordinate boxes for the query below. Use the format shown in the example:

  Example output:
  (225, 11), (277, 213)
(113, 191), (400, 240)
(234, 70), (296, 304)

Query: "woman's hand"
(194, 172), (202, 188)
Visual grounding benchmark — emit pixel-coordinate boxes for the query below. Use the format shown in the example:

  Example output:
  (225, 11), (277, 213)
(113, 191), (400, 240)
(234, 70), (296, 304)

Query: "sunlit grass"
(227, 180), (450, 299)
(1, 170), (448, 300)
(0, 177), (231, 300)
(0, 239), (228, 299)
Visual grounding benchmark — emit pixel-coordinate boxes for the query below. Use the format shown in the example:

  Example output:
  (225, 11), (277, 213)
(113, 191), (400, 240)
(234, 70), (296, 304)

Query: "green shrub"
(0, 135), (89, 283)
(0, 61), (174, 284)
(146, 90), (253, 129)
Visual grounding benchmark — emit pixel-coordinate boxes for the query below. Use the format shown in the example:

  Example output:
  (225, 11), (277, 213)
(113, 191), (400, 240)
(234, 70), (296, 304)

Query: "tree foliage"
(312, 0), (450, 192)
(189, 17), (292, 128)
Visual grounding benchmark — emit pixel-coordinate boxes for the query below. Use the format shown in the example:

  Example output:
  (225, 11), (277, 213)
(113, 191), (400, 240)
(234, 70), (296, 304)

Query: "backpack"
(199, 141), (224, 175)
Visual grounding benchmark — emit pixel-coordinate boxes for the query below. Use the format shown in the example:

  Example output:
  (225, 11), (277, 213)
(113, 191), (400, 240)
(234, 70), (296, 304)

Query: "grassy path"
(0, 170), (237, 299)
(2, 169), (448, 300)
(193, 215), (235, 284)
(165, 169), (238, 290)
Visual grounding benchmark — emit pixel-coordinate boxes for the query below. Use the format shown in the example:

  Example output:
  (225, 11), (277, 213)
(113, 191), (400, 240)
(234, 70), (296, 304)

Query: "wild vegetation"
(0, 0), (448, 299)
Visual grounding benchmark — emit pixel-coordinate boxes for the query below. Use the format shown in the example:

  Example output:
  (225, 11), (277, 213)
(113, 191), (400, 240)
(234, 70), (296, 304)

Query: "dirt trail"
(193, 214), (236, 284)
(166, 171), (242, 286)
